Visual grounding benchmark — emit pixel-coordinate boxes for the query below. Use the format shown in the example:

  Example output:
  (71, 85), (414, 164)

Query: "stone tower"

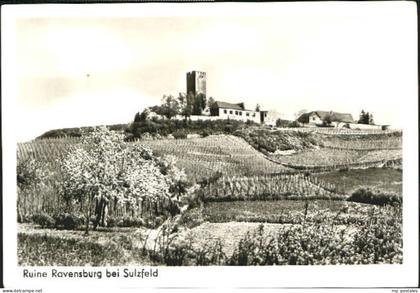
(186, 71), (206, 96)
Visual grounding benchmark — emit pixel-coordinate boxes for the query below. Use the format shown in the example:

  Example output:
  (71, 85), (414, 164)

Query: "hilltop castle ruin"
(186, 71), (207, 97)
(185, 71), (281, 126)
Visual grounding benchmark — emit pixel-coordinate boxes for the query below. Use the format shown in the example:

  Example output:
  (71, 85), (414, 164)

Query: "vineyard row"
(268, 158), (402, 173)
(199, 174), (346, 201)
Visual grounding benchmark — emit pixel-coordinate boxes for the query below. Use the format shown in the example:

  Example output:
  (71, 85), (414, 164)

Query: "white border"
(2, 2), (418, 290)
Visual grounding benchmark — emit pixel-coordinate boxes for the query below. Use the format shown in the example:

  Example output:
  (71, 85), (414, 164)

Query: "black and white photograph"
(1, 1), (418, 291)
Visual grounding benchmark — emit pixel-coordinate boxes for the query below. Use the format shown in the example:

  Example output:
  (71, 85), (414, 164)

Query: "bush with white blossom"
(62, 126), (196, 234)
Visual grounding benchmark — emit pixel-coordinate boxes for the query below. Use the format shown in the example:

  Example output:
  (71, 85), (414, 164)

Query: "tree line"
(135, 93), (216, 122)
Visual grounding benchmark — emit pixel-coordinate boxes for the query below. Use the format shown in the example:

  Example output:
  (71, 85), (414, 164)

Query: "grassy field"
(18, 224), (152, 266)
(202, 200), (346, 221)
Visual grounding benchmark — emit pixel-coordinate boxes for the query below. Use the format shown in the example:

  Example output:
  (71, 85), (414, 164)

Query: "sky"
(3, 2), (417, 142)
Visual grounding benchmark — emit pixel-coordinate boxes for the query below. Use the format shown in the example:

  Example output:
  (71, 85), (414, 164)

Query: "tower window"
(235, 111), (238, 115)
(224, 109), (227, 114)
(229, 110), (233, 114)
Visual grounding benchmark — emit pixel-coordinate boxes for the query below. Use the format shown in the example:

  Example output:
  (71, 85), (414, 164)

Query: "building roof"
(214, 101), (245, 111)
(299, 111), (354, 123)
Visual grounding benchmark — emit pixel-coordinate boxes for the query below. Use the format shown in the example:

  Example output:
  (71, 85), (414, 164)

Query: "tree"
(134, 112), (141, 122)
(134, 108), (150, 122)
(322, 114), (332, 126)
(294, 109), (308, 121)
(207, 97), (215, 109)
(177, 92), (186, 115)
(193, 93), (207, 115)
(62, 126), (195, 234)
(358, 110), (374, 124)
(17, 157), (47, 222)
(358, 110), (366, 124)
(198, 93), (207, 113)
(365, 112), (370, 124)
(17, 158), (44, 190)
(369, 113), (374, 125)
(161, 95), (179, 119)
(178, 92), (193, 119)
(207, 97), (218, 116)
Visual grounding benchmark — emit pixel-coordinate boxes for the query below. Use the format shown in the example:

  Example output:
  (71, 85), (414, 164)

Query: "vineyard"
(136, 135), (293, 179)
(271, 148), (402, 168)
(17, 135), (293, 181)
(199, 174), (345, 201)
(17, 127), (404, 266)
(200, 200), (391, 225)
(322, 133), (402, 150)
(16, 131), (403, 220)
(17, 137), (80, 162)
(275, 127), (401, 136)
(314, 168), (402, 195)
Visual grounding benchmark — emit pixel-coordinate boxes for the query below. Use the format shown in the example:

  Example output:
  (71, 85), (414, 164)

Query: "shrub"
(32, 213), (55, 228)
(201, 130), (210, 138)
(223, 125), (235, 134)
(54, 213), (85, 230)
(122, 216), (145, 227)
(179, 208), (205, 229)
(347, 188), (402, 206)
(105, 216), (119, 228)
(234, 128), (321, 153)
(173, 130), (188, 139)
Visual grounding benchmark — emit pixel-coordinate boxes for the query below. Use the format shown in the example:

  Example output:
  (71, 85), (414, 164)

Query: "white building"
(210, 101), (261, 123)
(298, 111), (354, 127)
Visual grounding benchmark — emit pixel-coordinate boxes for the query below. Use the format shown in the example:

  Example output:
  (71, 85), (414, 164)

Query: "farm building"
(297, 110), (387, 129)
(260, 110), (283, 126)
(209, 101), (261, 123)
(298, 111), (354, 127)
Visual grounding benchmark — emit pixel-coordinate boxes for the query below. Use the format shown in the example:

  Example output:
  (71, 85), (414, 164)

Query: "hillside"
(36, 123), (129, 139)
(18, 134), (293, 181)
(137, 135), (292, 179)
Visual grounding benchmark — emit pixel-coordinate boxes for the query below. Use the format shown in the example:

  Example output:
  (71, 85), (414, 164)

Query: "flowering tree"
(62, 126), (194, 234)
(17, 157), (46, 222)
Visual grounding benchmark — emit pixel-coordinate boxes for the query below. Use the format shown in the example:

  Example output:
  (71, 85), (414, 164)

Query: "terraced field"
(272, 148), (402, 167)
(18, 135), (293, 181)
(200, 173), (343, 201)
(314, 168), (403, 195)
(137, 135), (292, 179)
(322, 133), (402, 150)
